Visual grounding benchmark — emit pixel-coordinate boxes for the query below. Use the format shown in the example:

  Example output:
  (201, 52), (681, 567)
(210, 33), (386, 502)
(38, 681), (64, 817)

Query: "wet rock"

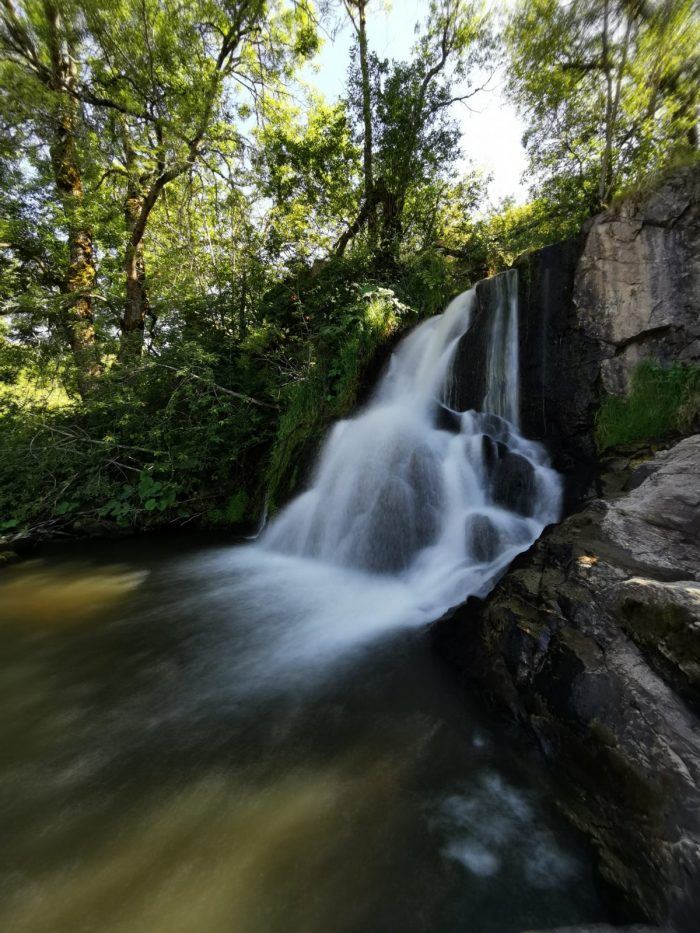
(601, 435), (700, 578)
(443, 277), (499, 412)
(433, 435), (700, 929)
(434, 404), (462, 434)
(510, 165), (700, 511)
(514, 237), (599, 509)
(0, 548), (20, 566)
(69, 517), (132, 538)
(481, 433), (508, 467)
(465, 513), (500, 563)
(479, 412), (511, 442)
(359, 444), (444, 573)
(490, 450), (537, 516)
(612, 577), (700, 709)
(440, 166), (700, 512)
(6, 533), (39, 557)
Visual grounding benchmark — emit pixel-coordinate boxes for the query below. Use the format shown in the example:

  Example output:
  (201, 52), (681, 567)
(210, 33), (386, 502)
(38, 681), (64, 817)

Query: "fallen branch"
(152, 363), (281, 410)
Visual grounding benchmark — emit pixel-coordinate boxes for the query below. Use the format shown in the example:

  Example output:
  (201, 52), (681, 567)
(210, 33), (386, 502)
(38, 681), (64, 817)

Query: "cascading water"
(258, 270), (559, 613)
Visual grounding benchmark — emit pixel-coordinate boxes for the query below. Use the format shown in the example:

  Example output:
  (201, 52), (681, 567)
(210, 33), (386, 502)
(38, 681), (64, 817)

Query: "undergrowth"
(264, 287), (413, 509)
(0, 257), (429, 534)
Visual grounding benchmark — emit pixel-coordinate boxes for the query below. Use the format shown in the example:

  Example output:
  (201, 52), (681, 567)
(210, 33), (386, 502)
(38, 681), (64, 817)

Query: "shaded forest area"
(1, 0), (698, 534)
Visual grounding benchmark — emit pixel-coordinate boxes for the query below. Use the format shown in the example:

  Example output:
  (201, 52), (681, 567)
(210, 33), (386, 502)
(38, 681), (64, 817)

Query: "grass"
(595, 360), (700, 451)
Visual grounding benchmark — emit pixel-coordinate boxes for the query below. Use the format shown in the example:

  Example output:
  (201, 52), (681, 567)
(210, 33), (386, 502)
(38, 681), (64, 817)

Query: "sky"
(304, 0), (528, 207)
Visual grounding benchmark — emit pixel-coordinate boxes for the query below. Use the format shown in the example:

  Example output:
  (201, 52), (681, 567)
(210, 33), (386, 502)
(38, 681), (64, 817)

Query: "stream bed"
(0, 535), (610, 933)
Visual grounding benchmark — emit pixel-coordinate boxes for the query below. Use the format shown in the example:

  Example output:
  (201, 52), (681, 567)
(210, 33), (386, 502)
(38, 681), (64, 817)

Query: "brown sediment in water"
(0, 561), (147, 626)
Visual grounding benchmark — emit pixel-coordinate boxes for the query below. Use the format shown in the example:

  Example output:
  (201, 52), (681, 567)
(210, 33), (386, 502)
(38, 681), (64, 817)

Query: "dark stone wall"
(446, 164), (700, 515)
(442, 273), (504, 412)
(432, 167), (700, 929)
(514, 238), (601, 512)
(445, 237), (601, 513)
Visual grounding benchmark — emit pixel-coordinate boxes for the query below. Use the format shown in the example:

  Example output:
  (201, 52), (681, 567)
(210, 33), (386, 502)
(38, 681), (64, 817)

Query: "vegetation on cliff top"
(1, 0), (698, 533)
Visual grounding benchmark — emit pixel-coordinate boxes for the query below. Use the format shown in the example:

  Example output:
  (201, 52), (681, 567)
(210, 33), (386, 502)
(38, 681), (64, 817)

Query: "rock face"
(434, 435), (700, 929)
(442, 166), (700, 512)
(514, 165), (699, 511)
(576, 170), (700, 398)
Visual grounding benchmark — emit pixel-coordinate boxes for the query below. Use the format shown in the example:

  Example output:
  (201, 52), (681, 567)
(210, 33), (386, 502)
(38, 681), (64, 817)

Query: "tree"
(253, 93), (360, 265)
(0, 0), (100, 395)
(78, 0), (319, 359)
(343, 0), (375, 237)
(506, 0), (700, 214)
(338, 0), (491, 265)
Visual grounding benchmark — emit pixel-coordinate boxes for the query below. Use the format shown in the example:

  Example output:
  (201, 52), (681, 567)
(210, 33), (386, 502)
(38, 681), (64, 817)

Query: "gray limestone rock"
(575, 167), (700, 397)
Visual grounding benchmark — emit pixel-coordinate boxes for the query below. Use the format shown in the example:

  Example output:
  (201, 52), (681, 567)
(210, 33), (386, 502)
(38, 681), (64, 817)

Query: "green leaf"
(55, 501), (79, 516)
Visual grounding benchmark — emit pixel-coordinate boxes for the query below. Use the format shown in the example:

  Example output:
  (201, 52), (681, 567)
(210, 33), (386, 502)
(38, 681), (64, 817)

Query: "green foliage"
(254, 95), (361, 260)
(506, 0), (700, 212)
(0, 250), (438, 532)
(263, 265), (416, 508)
(343, 0), (492, 263)
(595, 361), (700, 451)
(0, 326), (274, 530)
(3, 0), (695, 540)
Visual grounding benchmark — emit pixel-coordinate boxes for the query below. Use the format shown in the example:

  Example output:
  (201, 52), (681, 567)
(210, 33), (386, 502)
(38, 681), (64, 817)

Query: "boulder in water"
(479, 412), (511, 443)
(490, 450), (537, 516)
(434, 435), (700, 928)
(465, 513), (501, 563)
(434, 404), (463, 434)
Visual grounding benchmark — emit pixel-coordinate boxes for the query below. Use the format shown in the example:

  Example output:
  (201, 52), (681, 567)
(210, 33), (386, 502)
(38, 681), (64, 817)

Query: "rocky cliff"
(434, 165), (700, 931)
(458, 164), (700, 511)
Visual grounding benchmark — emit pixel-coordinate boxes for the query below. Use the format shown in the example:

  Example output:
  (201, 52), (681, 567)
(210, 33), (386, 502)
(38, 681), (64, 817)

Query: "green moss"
(595, 361), (700, 451)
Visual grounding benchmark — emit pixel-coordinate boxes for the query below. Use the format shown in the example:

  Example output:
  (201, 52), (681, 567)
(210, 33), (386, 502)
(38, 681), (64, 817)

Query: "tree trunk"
(356, 1), (375, 238)
(377, 183), (403, 270)
(118, 135), (151, 360)
(119, 185), (149, 360)
(238, 270), (248, 340)
(44, 0), (100, 396)
(345, 0), (375, 240)
(599, 0), (615, 208)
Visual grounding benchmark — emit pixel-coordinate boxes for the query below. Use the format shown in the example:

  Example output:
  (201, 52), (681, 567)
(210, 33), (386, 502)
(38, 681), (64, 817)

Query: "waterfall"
(225, 270), (561, 685)
(482, 269), (520, 426)
(261, 270), (560, 604)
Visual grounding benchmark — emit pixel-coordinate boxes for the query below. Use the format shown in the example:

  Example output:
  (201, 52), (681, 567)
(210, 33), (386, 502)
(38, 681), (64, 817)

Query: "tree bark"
(599, 0), (615, 207)
(345, 1), (375, 239)
(119, 141), (150, 360)
(44, 0), (100, 396)
(238, 270), (248, 340)
(357, 1), (375, 237)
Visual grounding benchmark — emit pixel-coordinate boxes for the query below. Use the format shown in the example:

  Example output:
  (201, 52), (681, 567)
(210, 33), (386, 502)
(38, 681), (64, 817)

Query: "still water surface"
(0, 536), (609, 933)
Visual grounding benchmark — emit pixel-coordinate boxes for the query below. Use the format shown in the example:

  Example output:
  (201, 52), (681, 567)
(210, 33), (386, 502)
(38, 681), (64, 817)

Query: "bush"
(263, 284), (413, 509)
